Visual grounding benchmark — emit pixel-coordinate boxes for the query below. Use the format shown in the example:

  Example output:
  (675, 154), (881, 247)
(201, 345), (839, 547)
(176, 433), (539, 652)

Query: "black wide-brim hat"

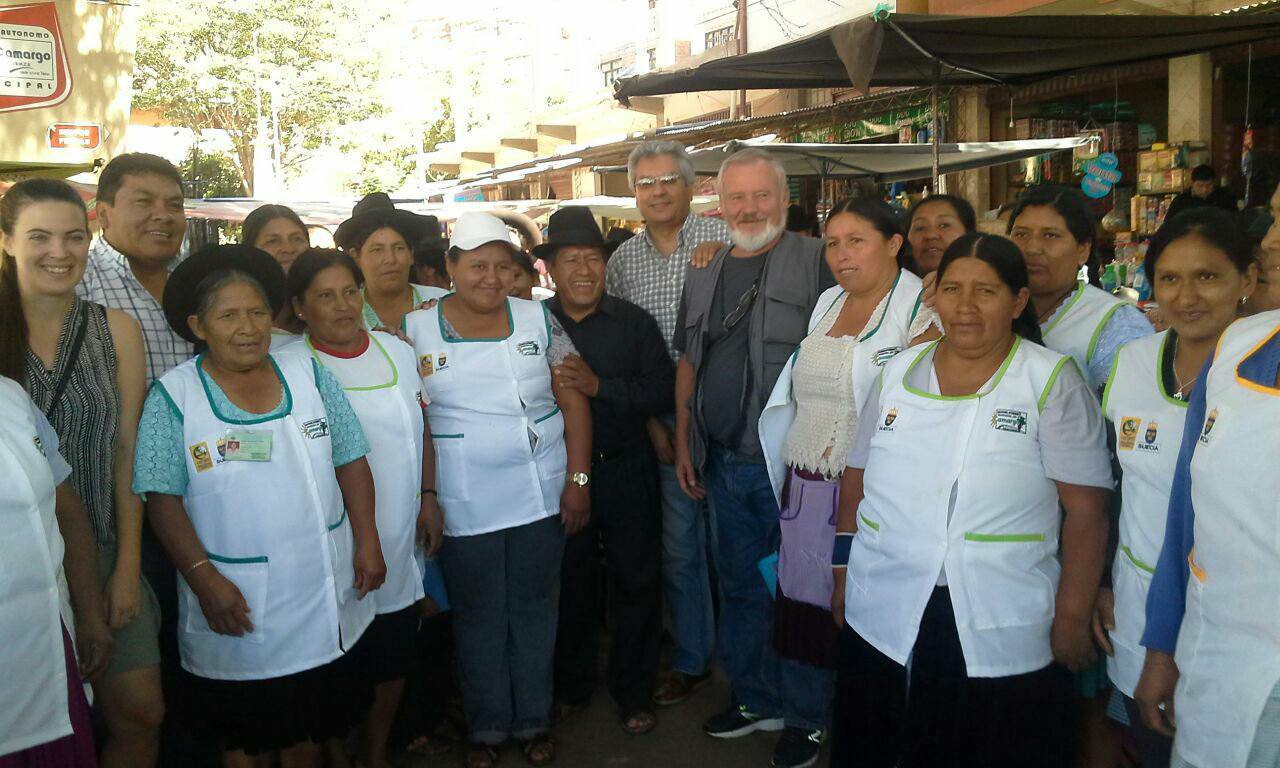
(532, 205), (620, 260)
(163, 244), (288, 344)
(333, 192), (440, 251)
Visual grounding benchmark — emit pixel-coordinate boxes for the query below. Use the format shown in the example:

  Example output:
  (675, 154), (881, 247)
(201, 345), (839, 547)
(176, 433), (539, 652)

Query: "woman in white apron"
(1134, 224), (1280, 768)
(1007, 186), (1154, 392)
(1006, 185), (1153, 763)
(404, 212), (592, 768)
(757, 198), (937, 755)
(1096, 208), (1258, 767)
(243, 204), (310, 276)
(131, 244), (386, 768)
(1244, 184), (1280, 316)
(905, 194), (976, 277)
(240, 204), (312, 348)
(285, 247), (441, 768)
(830, 233), (1113, 768)
(333, 194), (448, 332)
(0, 377), (112, 767)
(3, 176), (163, 768)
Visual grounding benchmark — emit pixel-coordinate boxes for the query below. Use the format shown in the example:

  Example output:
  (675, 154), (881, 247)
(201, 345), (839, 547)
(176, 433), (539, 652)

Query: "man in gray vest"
(672, 148), (835, 768)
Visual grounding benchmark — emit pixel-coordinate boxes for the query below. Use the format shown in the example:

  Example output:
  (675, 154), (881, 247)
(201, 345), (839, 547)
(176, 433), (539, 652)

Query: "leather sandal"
(519, 733), (556, 766)
(464, 743), (499, 768)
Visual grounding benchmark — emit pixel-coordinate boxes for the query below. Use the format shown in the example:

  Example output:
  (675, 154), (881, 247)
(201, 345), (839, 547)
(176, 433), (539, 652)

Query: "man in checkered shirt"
(77, 153), (192, 384)
(75, 152), (195, 765)
(605, 139), (728, 707)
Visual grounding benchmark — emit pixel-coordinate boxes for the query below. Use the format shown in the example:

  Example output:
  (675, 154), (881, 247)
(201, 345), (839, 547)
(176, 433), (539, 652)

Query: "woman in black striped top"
(1, 178), (162, 768)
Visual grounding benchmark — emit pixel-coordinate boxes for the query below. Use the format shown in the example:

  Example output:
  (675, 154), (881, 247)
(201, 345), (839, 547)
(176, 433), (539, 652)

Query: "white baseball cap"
(450, 212), (516, 252)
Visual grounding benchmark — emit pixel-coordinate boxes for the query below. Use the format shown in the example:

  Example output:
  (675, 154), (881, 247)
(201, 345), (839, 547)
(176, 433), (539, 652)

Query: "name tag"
(223, 429), (273, 462)
(990, 408), (1028, 434)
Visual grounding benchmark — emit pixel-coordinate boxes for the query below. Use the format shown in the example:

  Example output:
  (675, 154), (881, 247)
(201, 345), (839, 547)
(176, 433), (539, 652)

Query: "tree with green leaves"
(179, 147), (245, 198)
(132, 0), (386, 195)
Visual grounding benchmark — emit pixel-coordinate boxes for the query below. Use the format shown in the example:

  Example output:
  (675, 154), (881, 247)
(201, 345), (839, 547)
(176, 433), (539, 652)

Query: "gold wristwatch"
(569, 472), (590, 488)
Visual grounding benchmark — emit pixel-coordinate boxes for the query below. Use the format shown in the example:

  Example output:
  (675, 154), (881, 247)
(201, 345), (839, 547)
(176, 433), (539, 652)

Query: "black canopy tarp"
(614, 12), (1280, 102)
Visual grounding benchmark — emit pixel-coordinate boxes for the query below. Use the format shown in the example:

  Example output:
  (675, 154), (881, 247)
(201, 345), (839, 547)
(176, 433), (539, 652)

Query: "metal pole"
(930, 61), (941, 192)
(737, 0), (748, 117)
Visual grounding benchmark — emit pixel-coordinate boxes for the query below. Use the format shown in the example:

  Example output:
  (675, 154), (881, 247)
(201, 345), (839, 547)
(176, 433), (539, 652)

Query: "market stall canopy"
(0, 160), (100, 182)
(613, 11), (1280, 101)
(0, 178), (99, 219)
(597, 137), (1090, 184)
(182, 198), (560, 227)
(554, 195), (720, 220)
(183, 196), (718, 228)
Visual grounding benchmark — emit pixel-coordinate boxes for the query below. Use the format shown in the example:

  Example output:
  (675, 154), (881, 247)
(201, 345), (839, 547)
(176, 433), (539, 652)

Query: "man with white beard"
(672, 148), (835, 767)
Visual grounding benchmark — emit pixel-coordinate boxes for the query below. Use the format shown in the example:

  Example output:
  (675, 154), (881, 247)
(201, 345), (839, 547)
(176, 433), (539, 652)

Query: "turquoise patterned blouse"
(133, 355), (369, 497)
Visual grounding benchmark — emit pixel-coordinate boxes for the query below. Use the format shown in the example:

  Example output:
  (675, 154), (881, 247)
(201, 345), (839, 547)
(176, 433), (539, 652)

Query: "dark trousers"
(141, 527), (219, 767)
(832, 587), (1074, 768)
(1123, 694), (1174, 768)
(393, 611), (458, 748)
(440, 515), (565, 744)
(554, 448), (663, 716)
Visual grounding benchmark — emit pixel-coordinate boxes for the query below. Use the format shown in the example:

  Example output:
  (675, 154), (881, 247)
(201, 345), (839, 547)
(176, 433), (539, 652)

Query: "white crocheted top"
(784, 291), (936, 478)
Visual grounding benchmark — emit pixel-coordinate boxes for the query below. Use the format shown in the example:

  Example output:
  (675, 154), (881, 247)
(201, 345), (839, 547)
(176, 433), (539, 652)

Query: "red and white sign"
(48, 122), (102, 149)
(0, 2), (72, 114)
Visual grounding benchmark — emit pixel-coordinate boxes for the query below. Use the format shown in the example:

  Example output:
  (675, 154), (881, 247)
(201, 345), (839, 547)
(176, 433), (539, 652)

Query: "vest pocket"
(1110, 548), (1153, 666)
(847, 519), (883, 595)
(184, 557), (269, 645)
(432, 434), (471, 503)
(961, 533), (1055, 630)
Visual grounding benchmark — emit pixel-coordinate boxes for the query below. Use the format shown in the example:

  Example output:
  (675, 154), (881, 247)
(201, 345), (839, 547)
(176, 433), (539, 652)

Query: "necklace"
(1171, 335), (1195, 400)
(1036, 285), (1076, 324)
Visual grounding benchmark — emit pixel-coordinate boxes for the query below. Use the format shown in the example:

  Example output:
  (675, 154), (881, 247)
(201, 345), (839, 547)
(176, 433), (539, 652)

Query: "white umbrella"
(598, 136), (1090, 184)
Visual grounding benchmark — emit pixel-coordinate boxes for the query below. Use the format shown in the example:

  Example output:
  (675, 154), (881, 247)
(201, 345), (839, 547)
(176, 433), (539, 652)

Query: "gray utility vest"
(681, 230), (828, 472)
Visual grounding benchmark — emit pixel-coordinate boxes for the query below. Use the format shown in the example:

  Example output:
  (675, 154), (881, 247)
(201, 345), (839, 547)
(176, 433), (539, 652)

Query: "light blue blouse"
(132, 356), (368, 497)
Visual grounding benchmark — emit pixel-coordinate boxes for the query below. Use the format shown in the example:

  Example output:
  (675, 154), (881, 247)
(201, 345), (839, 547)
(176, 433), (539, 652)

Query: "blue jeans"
(439, 515), (565, 744)
(658, 414), (716, 676)
(706, 446), (833, 730)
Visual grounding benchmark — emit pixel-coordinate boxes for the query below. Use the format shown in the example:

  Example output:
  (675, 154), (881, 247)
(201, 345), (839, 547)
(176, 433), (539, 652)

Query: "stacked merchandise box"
(1129, 193), (1178, 236)
(1130, 142), (1209, 237)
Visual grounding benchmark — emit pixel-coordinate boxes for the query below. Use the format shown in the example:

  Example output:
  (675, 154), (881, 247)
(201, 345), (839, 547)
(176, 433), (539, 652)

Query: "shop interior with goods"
(979, 53), (1278, 312)
(782, 102), (947, 232)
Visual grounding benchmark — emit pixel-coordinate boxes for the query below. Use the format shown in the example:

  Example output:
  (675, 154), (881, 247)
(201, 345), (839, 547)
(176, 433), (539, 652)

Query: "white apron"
(303, 331), (426, 613)
(759, 270), (926, 503)
(1041, 281), (1128, 391)
(1100, 330), (1186, 698)
(362, 283), (450, 331)
(846, 338), (1074, 677)
(157, 353), (375, 680)
(270, 328), (301, 351)
(0, 378), (74, 756)
(405, 296), (566, 537)
(1173, 312), (1280, 768)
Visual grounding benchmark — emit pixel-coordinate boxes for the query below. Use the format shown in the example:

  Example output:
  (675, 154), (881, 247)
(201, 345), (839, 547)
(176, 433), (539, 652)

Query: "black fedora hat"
(162, 244), (288, 344)
(532, 206), (619, 260)
(333, 192), (441, 251)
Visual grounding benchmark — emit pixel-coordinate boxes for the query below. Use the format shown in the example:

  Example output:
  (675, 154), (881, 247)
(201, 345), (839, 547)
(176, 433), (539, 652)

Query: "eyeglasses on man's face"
(634, 173), (685, 190)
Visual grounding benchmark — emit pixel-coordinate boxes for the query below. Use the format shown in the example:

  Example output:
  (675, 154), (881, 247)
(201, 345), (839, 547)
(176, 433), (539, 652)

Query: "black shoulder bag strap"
(43, 306), (90, 420)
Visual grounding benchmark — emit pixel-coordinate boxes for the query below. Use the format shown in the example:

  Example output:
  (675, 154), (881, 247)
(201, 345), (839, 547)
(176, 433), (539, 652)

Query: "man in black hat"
(540, 206), (674, 735)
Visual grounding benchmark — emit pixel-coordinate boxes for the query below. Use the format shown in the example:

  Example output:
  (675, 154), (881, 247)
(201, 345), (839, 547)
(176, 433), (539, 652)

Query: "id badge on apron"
(223, 429), (273, 462)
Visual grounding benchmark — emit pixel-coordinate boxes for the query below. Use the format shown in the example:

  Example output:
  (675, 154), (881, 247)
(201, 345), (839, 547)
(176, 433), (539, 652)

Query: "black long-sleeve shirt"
(548, 295), (674, 455)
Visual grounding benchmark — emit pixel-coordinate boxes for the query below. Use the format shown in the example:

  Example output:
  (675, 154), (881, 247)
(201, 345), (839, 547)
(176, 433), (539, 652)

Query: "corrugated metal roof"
(1215, 0), (1280, 14)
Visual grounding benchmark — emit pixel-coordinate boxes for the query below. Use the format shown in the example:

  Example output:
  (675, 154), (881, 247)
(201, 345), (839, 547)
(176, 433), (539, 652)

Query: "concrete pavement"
(400, 671), (826, 767)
